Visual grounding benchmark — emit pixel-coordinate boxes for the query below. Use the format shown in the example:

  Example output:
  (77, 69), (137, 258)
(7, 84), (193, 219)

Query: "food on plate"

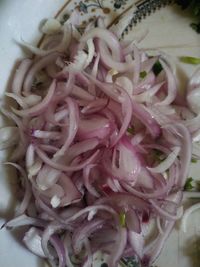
(1, 14), (200, 267)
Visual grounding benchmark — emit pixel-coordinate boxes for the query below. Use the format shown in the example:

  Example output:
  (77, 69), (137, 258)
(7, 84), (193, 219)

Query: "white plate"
(0, 1), (200, 267)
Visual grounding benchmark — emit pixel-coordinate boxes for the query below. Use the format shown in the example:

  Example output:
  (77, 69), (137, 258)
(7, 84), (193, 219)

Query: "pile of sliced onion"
(1, 15), (200, 267)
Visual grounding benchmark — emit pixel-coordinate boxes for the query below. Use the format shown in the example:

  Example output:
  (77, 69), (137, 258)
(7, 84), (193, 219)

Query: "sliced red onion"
(35, 146), (99, 172)
(5, 214), (45, 228)
(107, 227), (127, 267)
(81, 28), (122, 62)
(4, 162), (31, 216)
(12, 59), (32, 95)
(0, 126), (19, 150)
(54, 97), (79, 158)
(155, 59), (177, 106)
(50, 235), (66, 267)
(143, 221), (174, 266)
(12, 79), (56, 117)
(64, 138), (99, 164)
(126, 209), (141, 234)
(23, 227), (46, 258)
(83, 164), (100, 198)
(36, 165), (61, 190)
(164, 124), (192, 187)
(128, 230), (144, 259)
(3, 22), (199, 267)
(77, 116), (110, 141)
(97, 39), (135, 72)
(132, 101), (161, 138)
(72, 219), (105, 254)
(5, 92), (42, 109)
(41, 223), (67, 267)
(58, 174), (81, 207)
(149, 199), (182, 221)
(23, 52), (61, 95)
(148, 146), (180, 173)
(63, 233), (74, 267)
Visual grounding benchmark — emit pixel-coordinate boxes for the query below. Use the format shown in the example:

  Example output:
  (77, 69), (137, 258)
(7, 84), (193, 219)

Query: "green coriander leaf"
(175, 0), (200, 33)
(120, 257), (140, 267)
(191, 158), (198, 163)
(127, 127), (134, 135)
(140, 71), (147, 79)
(60, 13), (69, 25)
(179, 56), (200, 65)
(152, 61), (163, 76)
(191, 22), (200, 33)
(119, 212), (126, 227)
(184, 177), (194, 191)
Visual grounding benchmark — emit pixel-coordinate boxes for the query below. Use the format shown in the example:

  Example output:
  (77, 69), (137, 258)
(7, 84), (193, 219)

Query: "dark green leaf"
(191, 22), (200, 33)
(120, 257), (140, 267)
(152, 61), (163, 76)
(184, 177), (194, 191)
(175, 0), (200, 33)
(127, 127), (134, 135)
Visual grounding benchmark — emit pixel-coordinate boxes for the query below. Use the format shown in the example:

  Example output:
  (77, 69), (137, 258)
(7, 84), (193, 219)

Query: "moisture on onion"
(1, 15), (200, 267)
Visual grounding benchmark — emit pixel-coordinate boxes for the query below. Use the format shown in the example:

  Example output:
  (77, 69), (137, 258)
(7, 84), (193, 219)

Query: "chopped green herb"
(127, 127), (134, 135)
(152, 61), (163, 76)
(184, 178), (200, 191)
(119, 212), (126, 227)
(184, 177), (194, 191)
(152, 149), (165, 163)
(120, 257), (140, 267)
(175, 0), (200, 33)
(60, 13), (69, 25)
(191, 157), (198, 163)
(191, 22), (200, 33)
(32, 80), (43, 89)
(139, 71), (147, 79)
(179, 56), (200, 65)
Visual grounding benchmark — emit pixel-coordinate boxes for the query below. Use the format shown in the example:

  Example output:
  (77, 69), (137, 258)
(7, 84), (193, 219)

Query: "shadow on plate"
(183, 237), (200, 267)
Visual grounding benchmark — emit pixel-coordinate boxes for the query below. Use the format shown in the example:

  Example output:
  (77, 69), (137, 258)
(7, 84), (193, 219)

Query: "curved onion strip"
(5, 214), (45, 229)
(12, 80), (56, 117)
(148, 146), (180, 173)
(72, 219), (105, 254)
(107, 227), (127, 267)
(20, 23), (71, 57)
(4, 162), (31, 216)
(35, 146), (99, 172)
(54, 97), (79, 158)
(23, 52), (61, 95)
(156, 59), (177, 106)
(12, 59), (32, 95)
